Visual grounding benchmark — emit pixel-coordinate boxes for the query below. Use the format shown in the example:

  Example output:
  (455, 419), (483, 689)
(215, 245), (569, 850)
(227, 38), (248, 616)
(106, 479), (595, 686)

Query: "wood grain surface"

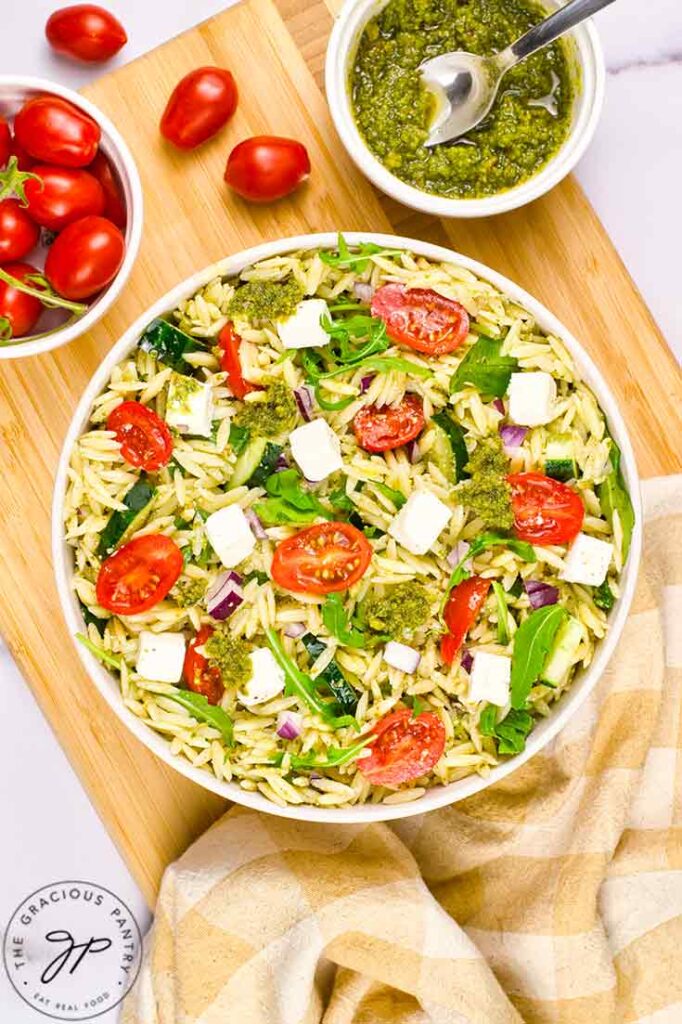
(0, 0), (679, 907)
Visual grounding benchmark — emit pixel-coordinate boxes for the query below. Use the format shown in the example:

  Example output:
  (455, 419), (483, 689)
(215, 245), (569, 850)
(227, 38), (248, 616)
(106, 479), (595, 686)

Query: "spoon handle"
(505, 0), (618, 65)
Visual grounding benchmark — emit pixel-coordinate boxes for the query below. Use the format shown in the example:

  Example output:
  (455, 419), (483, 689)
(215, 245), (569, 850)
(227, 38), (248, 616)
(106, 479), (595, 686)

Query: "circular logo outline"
(3, 879), (142, 1022)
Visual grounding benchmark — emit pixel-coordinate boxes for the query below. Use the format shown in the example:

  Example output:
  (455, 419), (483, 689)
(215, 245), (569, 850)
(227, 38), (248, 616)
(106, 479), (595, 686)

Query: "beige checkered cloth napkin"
(123, 476), (682, 1024)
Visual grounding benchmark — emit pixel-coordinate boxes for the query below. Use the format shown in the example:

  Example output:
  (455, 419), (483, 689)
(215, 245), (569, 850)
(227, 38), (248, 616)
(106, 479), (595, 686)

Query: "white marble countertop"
(1, 1), (680, 1020)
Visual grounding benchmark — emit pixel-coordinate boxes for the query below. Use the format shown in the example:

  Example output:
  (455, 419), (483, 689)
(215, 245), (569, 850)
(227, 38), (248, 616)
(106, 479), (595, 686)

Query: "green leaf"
(76, 633), (123, 671)
(373, 481), (407, 508)
(319, 233), (402, 272)
(445, 532), (536, 595)
(593, 579), (615, 611)
(511, 605), (567, 709)
(450, 336), (518, 398)
(265, 628), (357, 730)
(243, 569), (269, 586)
(300, 632), (359, 714)
(273, 733), (375, 770)
(314, 383), (356, 412)
(321, 314), (389, 364)
(79, 603), (108, 638)
(480, 705), (534, 754)
(328, 484), (355, 514)
(597, 440), (635, 562)
(255, 469), (333, 525)
(322, 593), (367, 649)
(165, 690), (234, 746)
(491, 581), (510, 645)
(228, 422), (250, 454)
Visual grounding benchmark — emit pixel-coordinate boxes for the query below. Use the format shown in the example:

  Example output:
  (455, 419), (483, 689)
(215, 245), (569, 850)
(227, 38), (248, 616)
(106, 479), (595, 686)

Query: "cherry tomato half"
(358, 706), (446, 788)
(224, 136), (310, 203)
(183, 625), (224, 705)
(45, 215), (125, 300)
(88, 150), (126, 229)
(160, 66), (238, 150)
(271, 522), (372, 595)
(353, 393), (425, 453)
(371, 283), (470, 356)
(24, 164), (105, 231)
(508, 472), (584, 545)
(217, 322), (258, 399)
(0, 200), (40, 261)
(14, 95), (101, 168)
(107, 401), (173, 472)
(440, 576), (491, 665)
(96, 533), (183, 615)
(0, 261), (43, 339)
(46, 4), (127, 63)
(0, 118), (10, 168)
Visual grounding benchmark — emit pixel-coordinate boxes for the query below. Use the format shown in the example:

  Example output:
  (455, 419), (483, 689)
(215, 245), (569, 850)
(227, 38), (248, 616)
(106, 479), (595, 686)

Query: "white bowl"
(325, 0), (605, 218)
(52, 231), (641, 823)
(0, 75), (143, 359)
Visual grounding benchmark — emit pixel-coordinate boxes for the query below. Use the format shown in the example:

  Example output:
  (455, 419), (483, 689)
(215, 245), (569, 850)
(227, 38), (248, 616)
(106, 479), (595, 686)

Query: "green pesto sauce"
(364, 581), (430, 639)
(172, 577), (207, 608)
(351, 0), (573, 199)
(460, 434), (513, 529)
(235, 379), (297, 438)
(169, 372), (202, 412)
(226, 279), (304, 324)
(204, 627), (253, 687)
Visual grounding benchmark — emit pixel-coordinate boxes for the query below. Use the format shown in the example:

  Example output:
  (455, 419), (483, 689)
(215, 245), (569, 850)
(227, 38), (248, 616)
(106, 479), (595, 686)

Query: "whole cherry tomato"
(160, 67), (238, 150)
(14, 95), (100, 167)
(440, 576), (491, 665)
(371, 284), (470, 356)
(7, 137), (35, 172)
(96, 533), (183, 614)
(107, 401), (173, 471)
(0, 261), (44, 339)
(24, 165), (105, 231)
(183, 625), (224, 705)
(217, 322), (257, 399)
(271, 522), (372, 595)
(353, 394), (425, 453)
(45, 215), (125, 300)
(46, 5), (127, 63)
(508, 472), (584, 545)
(88, 150), (126, 228)
(358, 706), (446, 787)
(224, 136), (310, 202)
(0, 200), (40, 261)
(0, 118), (10, 168)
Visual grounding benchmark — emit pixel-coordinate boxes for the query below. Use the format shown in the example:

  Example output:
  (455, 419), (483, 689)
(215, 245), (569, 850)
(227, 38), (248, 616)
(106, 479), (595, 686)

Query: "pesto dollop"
(204, 627), (253, 687)
(235, 379), (297, 438)
(364, 581), (430, 639)
(227, 279), (304, 324)
(460, 434), (513, 529)
(351, 0), (573, 199)
(172, 578), (207, 608)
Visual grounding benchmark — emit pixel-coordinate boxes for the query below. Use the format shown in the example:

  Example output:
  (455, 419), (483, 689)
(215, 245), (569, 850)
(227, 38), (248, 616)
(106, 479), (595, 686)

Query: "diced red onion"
(406, 438), (421, 463)
(493, 398), (506, 415)
(294, 385), (314, 421)
(353, 281), (375, 304)
(284, 622), (306, 639)
(360, 374), (375, 394)
(277, 710), (303, 739)
(447, 540), (470, 567)
(461, 649), (474, 673)
(274, 453), (288, 471)
(244, 507), (267, 539)
(524, 579), (559, 609)
(500, 424), (528, 454)
(206, 571), (244, 620)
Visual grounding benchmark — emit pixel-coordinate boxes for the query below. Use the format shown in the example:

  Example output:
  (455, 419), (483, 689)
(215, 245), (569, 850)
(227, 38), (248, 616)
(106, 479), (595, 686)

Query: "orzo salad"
(64, 235), (634, 809)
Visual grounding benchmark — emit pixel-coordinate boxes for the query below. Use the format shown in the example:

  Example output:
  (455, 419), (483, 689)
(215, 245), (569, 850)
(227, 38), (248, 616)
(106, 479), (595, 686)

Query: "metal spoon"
(420, 0), (617, 148)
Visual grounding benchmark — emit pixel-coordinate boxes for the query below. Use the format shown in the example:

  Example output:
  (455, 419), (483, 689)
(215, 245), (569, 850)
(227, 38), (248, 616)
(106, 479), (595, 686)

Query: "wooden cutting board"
(0, 0), (679, 907)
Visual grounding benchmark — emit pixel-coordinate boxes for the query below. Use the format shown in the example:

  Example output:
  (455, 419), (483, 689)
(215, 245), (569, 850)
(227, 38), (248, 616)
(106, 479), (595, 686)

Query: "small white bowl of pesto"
(325, 0), (605, 218)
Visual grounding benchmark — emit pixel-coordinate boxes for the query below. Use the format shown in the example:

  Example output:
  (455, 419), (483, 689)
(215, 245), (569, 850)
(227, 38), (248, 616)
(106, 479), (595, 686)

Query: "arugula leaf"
(165, 690), (234, 746)
(314, 354), (433, 383)
(491, 581), (510, 645)
(254, 469), (332, 526)
(319, 233), (402, 272)
(597, 440), (635, 561)
(373, 481), (407, 508)
(300, 633), (359, 714)
(328, 484), (355, 514)
(405, 694), (425, 718)
(593, 579), (615, 611)
(314, 383), (356, 412)
(265, 628), (357, 730)
(79, 602), (108, 638)
(322, 314), (389, 364)
(510, 605), (567, 709)
(322, 593), (367, 649)
(76, 633), (123, 671)
(228, 422), (250, 455)
(450, 336), (518, 398)
(480, 706), (533, 755)
(445, 532), (536, 592)
(273, 733), (375, 770)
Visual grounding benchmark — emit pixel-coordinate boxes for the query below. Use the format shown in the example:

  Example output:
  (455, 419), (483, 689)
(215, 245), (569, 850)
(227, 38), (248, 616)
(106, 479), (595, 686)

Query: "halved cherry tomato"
(353, 393), (425, 453)
(440, 576), (491, 665)
(0, 261), (44, 339)
(271, 522), (372, 595)
(46, 4), (127, 63)
(371, 283), (470, 356)
(508, 472), (584, 545)
(183, 625), (224, 705)
(160, 67), (238, 150)
(224, 136), (310, 203)
(88, 151), (126, 229)
(0, 118), (10, 168)
(218, 322), (257, 399)
(24, 165), (105, 231)
(358, 706), (446, 787)
(14, 95), (101, 167)
(45, 215), (125, 300)
(0, 200), (40, 261)
(96, 534), (183, 614)
(107, 401), (173, 471)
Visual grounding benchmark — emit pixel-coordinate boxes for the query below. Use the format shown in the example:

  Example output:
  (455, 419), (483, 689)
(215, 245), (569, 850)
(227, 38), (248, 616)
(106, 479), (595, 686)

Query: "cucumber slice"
(429, 411), (470, 482)
(97, 478), (155, 557)
(139, 318), (200, 372)
(229, 438), (283, 489)
(541, 616), (585, 687)
(544, 433), (577, 482)
(301, 632), (359, 714)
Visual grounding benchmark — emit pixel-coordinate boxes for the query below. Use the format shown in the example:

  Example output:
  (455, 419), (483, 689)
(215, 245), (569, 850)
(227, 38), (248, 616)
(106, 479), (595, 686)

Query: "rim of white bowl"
(325, 0), (606, 218)
(0, 75), (144, 359)
(52, 231), (642, 823)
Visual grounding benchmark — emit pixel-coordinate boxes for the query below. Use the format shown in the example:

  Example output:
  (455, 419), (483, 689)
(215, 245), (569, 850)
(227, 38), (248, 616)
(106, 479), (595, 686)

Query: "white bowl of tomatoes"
(0, 75), (142, 359)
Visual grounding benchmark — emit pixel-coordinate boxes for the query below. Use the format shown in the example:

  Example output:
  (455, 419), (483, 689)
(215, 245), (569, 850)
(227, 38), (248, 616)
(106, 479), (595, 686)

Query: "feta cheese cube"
(468, 651), (511, 707)
(508, 371), (557, 427)
(383, 641), (421, 674)
(166, 373), (214, 437)
(290, 418), (343, 482)
(205, 504), (256, 568)
(560, 532), (614, 586)
(277, 299), (331, 350)
(136, 631), (186, 683)
(239, 647), (286, 707)
(388, 489), (452, 555)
